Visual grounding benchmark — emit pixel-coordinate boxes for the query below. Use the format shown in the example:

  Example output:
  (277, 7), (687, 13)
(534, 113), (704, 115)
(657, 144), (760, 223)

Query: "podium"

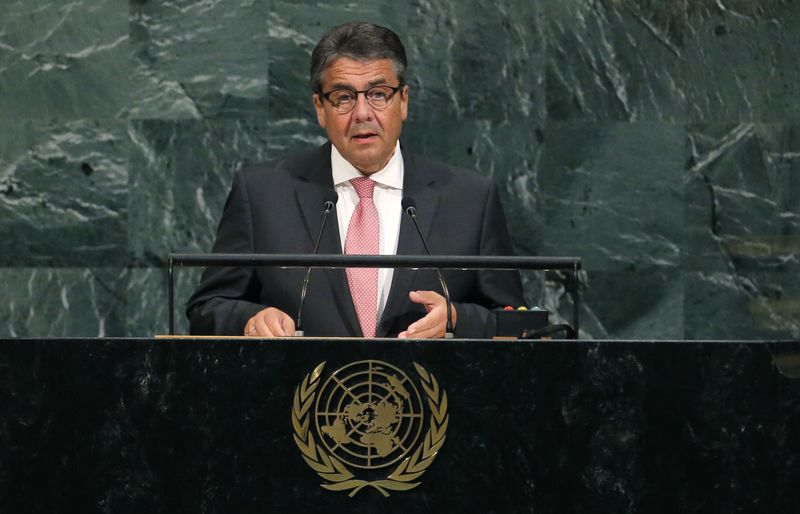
(0, 337), (798, 513)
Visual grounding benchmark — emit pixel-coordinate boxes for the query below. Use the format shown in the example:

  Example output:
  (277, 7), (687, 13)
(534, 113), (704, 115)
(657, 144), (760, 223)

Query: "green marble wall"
(1, 0), (798, 339)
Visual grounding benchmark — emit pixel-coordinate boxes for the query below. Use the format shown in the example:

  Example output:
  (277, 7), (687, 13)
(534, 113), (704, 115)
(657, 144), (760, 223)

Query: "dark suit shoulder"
(239, 143), (332, 186)
(404, 150), (496, 193)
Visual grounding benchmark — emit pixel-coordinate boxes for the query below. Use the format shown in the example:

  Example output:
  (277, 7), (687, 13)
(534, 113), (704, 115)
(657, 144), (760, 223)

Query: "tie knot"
(350, 177), (376, 199)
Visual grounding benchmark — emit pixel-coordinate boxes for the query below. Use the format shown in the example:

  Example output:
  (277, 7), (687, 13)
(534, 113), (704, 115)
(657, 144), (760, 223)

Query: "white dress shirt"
(331, 142), (404, 322)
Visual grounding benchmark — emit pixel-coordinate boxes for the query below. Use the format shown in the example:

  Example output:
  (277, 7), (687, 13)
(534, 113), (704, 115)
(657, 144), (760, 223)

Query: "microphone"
(296, 191), (338, 337)
(401, 196), (454, 338)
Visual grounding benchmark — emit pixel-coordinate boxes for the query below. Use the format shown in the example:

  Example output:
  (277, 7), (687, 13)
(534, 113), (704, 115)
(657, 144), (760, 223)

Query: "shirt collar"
(331, 141), (404, 190)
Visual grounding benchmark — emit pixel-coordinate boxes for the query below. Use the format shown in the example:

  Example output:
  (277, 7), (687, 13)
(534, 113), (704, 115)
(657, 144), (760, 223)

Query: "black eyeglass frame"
(319, 84), (404, 113)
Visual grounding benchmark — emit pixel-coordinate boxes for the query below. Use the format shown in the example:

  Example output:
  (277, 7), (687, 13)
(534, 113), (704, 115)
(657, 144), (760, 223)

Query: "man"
(187, 22), (523, 338)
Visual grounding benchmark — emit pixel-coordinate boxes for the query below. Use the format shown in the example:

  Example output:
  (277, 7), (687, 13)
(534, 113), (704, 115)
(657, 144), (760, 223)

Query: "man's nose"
(351, 92), (374, 121)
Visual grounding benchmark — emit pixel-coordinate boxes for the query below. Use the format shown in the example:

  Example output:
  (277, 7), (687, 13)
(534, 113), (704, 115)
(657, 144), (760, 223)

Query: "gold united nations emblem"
(292, 360), (449, 497)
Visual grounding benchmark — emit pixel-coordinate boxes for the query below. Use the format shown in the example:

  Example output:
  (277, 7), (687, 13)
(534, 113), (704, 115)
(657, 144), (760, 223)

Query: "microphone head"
(401, 196), (416, 215)
(323, 191), (339, 212)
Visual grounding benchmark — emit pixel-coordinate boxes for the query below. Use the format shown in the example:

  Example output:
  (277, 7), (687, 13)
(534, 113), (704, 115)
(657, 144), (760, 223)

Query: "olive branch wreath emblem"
(291, 361), (449, 497)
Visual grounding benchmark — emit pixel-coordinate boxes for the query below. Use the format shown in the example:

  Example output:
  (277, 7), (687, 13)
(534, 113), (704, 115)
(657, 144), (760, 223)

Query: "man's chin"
(353, 162), (383, 175)
(344, 149), (391, 175)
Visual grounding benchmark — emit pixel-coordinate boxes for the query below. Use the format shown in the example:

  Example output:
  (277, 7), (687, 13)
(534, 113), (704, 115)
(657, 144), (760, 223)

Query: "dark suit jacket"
(186, 143), (524, 338)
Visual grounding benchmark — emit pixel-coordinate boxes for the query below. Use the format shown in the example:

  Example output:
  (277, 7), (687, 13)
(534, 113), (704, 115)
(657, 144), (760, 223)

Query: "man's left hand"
(398, 290), (457, 339)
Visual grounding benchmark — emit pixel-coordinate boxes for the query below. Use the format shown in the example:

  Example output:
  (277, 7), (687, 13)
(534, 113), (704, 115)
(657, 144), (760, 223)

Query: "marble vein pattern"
(0, 0), (798, 338)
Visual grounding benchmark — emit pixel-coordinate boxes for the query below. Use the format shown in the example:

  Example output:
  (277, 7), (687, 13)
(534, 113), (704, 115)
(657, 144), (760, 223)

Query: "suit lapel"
(378, 149), (440, 336)
(293, 144), (361, 336)
(294, 147), (341, 255)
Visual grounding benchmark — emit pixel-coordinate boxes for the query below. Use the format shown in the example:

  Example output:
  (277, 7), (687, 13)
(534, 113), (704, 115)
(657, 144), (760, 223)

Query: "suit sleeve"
(186, 170), (266, 335)
(452, 181), (524, 338)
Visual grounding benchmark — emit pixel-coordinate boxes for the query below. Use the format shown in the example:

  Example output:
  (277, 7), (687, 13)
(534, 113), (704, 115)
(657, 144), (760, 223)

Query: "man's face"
(313, 57), (409, 175)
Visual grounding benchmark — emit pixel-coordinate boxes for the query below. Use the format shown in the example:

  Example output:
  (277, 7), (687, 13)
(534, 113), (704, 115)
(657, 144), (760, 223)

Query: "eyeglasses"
(320, 84), (403, 114)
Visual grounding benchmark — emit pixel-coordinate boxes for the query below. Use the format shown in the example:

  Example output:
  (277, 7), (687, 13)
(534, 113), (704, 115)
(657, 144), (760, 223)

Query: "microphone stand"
(404, 202), (454, 338)
(295, 197), (336, 337)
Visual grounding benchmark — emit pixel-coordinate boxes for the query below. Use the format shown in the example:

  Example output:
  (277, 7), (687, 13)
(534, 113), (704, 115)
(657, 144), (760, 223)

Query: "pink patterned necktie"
(345, 177), (380, 338)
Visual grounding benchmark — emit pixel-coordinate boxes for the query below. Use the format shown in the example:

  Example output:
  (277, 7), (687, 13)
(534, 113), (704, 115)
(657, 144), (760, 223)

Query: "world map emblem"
(292, 360), (449, 496)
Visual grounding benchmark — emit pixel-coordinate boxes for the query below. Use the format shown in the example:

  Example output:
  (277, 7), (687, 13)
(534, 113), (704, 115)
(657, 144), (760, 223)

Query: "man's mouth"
(352, 132), (378, 141)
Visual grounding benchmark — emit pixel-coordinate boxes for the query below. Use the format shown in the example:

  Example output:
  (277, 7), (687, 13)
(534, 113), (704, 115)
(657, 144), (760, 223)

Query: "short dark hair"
(310, 22), (407, 93)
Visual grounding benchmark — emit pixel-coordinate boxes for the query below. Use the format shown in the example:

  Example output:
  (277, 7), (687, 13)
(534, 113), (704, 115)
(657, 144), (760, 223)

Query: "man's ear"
(312, 94), (327, 129)
(400, 84), (409, 121)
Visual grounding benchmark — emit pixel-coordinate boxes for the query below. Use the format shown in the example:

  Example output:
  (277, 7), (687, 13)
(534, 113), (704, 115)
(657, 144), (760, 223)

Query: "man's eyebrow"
(366, 77), (390, 87)
(328, 81), (355, 90)
(328, 77), (391, 90)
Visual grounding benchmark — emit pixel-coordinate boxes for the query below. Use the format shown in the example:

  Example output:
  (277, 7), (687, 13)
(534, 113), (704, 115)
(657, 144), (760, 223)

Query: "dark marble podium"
(1, 338), (798, 513)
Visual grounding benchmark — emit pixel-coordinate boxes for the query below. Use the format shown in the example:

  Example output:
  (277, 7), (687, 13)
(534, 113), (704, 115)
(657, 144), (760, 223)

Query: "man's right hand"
(244, 307), (296, 337)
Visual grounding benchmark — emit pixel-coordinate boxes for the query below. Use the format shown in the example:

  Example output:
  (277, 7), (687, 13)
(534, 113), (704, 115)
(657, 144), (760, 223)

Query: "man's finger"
(244, 316), (257, 336)
(406, 315), (434, 335)
(405, 311), (443, 338)
(409, 290), (438, 311)
(254, 314), (273, 337)
(281, 314), (297, 337)
(407, 320), (441, 338)
(246, 308), (298, 337)
(408, 290), (458, 331)
(265, 313), (288, 336)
